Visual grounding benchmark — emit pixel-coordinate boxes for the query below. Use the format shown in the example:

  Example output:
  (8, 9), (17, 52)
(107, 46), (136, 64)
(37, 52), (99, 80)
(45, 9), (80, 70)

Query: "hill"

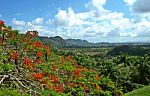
(39, 36), (150, 48)
(0, 20), (123, 96)
(125, 85), (150, 96)
(107, 45), (150, 56)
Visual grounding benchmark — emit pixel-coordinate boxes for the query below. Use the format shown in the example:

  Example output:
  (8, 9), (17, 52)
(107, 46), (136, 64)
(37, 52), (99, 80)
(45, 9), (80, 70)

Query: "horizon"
(41, 35), (150, 43)
(0, 0), (150, 43)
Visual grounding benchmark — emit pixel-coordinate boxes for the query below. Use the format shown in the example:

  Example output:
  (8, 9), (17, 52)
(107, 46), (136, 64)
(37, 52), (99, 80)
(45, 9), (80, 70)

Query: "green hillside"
(125, 85), (150, 96)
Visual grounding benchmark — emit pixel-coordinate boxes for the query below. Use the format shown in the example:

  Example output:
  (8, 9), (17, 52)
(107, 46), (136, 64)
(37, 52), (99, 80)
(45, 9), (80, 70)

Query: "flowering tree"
(0, 20), (51, 95)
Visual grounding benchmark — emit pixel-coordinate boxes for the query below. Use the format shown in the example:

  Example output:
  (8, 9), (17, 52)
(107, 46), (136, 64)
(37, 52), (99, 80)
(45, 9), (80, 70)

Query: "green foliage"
(58, 47), (150, 95)
(125, 85), (150, 96)
(0, 63), (14, 72)
(107, 45), (150, 56)
(0, 88), (29, 96)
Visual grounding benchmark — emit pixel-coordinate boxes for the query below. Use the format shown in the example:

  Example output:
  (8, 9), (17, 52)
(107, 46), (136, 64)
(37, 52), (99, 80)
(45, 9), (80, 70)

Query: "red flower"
(45, 45), (49, 50)
(10, 51), (18, 60)
(0, 20), (5, 25)
(49, 75), (59, 84)
(45, 45), (51, 55)
(32, 72), (44, 81)
(33, 41), (42, 48)
(22, 57), (32, 68)
(57, 84), (64, 92)
(73, 69), (82, 76)
(36, 52), (43, 57)
(49, 75), (54, 80)
(53, 76), (59, 84)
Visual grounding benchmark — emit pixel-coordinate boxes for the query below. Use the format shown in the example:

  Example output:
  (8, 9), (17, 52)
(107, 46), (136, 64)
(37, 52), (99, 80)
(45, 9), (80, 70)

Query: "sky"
(0, 0), (150, 43)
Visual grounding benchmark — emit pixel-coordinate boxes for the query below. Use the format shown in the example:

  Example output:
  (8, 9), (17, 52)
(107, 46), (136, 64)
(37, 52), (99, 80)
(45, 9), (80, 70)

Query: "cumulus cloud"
(133, 19), (150, 37)
(54, 5), (135, 40)
(46, 19), (54, 25)
(11, 0), (150, 42)
(12, 18), (26, 26)
(85, 0), (109, 18)
(132, 0), (150, 13)
(54, 8), (83, 27)
(123, 0), (136, 6)
(11, 18), (53, 36)
(32, 18), (44, 25)
(85, 0), (107, 12)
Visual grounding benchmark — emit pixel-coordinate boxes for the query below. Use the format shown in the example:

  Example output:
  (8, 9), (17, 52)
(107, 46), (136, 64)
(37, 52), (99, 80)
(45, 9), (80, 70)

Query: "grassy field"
(125, 85), (150, 96)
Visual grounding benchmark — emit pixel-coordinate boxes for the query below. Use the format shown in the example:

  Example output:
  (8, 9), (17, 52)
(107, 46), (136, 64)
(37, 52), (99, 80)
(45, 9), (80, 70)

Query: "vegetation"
(0, 20), (124, 96)
(58, 45), (150, 94)
(107, 45), (150, 56)
(0, 20), (150, 96)
(125, 85), (150, 96)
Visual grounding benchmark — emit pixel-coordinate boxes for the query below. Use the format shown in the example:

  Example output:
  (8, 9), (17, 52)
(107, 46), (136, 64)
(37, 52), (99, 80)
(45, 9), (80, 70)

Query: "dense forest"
(0, 20), (150, 96)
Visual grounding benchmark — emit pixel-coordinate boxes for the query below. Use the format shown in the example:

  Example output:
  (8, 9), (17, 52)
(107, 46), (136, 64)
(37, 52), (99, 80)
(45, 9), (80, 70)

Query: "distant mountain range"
(39, 36), (150, 48)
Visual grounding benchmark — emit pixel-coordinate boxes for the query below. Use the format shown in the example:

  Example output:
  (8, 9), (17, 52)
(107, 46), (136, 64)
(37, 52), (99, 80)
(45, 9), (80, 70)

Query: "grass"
(125, 85), (150, 96)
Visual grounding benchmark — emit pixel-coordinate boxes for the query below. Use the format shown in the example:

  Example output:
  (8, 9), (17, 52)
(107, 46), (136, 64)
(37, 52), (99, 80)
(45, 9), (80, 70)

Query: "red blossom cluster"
(22, 56), (32, 68)
(56, 84), (64, 92)
(47, 84), (64, 92)
(36, 51), (43, 57)
(73, 68), (82, 76)
(0, 20), (4, 25)
(9, 51), (18, 60)
(33, 41), (43, 48)
(45, 45), (49, 51)
(49, 75), (59, 84)
(32, 72), (44, 81)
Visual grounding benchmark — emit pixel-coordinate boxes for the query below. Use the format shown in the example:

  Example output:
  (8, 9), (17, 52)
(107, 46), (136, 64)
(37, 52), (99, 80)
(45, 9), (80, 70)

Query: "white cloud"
(11, 18), (53, 37)
(46, 19), (54, 25)
(54, 8), (83, 27)
(123, 0), (136, 6)
(85, 0), (107, 12)
(52, 0), (150, 42)
(54, 5), (135, 40)
(12, 18), (26, 26)
(133, 18), (150, 37)
(32, 18), (44, 25)
(11, 0), (150, 42)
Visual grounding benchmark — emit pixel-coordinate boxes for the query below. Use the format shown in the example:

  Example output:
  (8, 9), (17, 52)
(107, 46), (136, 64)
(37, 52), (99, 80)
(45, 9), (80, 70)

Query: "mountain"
(39, 36), (67, 47)
(39, 36), (150, 48)
(39, 36), (94, 48)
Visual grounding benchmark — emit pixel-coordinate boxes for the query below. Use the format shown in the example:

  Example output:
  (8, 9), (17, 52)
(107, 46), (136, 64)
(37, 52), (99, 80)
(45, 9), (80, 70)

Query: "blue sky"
(0, 0), (150, 43)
